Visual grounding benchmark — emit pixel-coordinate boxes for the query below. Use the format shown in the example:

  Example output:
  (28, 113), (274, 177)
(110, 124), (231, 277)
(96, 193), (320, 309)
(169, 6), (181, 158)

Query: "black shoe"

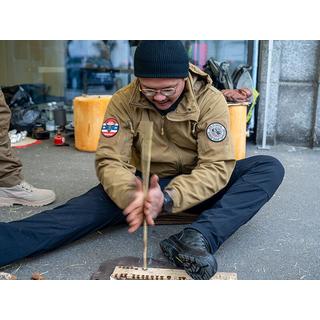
(160, 228), (218, 280)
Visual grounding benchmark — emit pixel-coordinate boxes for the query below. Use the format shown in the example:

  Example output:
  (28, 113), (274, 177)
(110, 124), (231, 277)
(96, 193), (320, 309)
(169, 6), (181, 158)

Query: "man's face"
(139, 78), (186, 110)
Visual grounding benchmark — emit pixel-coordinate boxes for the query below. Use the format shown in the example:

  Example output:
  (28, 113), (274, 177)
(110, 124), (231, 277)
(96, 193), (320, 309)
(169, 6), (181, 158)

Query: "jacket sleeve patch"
(206, 122), (227, 142)
(101, 117), (120, 138)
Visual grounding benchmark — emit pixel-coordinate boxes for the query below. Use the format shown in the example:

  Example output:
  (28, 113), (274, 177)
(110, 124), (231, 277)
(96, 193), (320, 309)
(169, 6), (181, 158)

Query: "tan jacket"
(95, 64), (236, 213)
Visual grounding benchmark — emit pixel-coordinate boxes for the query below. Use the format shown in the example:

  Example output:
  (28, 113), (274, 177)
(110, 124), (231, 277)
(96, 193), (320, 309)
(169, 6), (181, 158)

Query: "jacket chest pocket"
(194, 121), (212, 153)
(132, 121), (145, 153)
(166, 120), (198, 150)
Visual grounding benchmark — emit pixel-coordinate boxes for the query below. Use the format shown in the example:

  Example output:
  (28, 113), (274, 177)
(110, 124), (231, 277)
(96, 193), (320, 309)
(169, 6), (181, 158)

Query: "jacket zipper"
(161, 116), (165, 136)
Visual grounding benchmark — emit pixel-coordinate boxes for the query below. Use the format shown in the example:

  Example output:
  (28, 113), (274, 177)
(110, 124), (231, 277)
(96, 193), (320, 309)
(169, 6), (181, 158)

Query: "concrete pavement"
(1, 139), (319, 280)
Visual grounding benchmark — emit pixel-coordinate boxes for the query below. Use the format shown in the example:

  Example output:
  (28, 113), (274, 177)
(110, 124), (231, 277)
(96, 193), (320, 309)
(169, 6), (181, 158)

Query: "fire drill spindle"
(141, 121), (153, 270)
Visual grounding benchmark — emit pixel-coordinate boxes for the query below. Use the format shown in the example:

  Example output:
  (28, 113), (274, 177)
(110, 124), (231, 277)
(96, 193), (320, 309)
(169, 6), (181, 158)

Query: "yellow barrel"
(228, 104), (247, 160)
(73, 95), (112, 152)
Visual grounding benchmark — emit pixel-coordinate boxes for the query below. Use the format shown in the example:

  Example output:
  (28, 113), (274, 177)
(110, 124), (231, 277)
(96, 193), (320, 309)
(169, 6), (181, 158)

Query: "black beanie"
(134, 40), (189, 78)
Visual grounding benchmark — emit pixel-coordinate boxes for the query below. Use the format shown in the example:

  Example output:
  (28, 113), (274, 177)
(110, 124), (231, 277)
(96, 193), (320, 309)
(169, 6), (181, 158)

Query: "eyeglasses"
(139, 85), (177, 97)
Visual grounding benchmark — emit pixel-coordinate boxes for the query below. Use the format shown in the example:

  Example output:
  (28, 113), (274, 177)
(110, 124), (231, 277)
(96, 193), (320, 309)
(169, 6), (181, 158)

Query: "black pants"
(0, 155), (284, 266)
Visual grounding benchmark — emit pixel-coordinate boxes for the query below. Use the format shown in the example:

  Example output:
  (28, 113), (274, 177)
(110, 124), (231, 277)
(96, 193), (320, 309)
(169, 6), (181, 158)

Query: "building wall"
(0, 40), (66, 96)
(256, 40), (320, 147)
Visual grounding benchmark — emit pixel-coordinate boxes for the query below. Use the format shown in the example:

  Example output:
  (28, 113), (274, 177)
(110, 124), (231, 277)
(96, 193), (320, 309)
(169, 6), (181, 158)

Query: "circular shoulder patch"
(101, 117), (119, 138)
(206, 122), (227, 142)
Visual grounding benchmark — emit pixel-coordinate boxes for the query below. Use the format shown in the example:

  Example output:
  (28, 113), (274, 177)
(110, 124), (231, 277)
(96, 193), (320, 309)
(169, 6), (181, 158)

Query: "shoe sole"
(160, 238), (218, 280)
(0, 195), (56, 207)
(159, 238), (184, 268)
(177, 253), (218, 280)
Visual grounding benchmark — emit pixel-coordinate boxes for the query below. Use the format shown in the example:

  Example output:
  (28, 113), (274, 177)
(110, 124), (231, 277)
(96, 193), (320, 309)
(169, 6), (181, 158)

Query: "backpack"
(203, 58), (234, 90)
(232, 64), (253, 89)
(203, 58), (258, 124)
(204, 58), (255, 91)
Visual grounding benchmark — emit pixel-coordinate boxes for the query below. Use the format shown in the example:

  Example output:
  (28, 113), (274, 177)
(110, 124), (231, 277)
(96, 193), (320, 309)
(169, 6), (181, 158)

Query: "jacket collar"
(129, 64), (210, 122)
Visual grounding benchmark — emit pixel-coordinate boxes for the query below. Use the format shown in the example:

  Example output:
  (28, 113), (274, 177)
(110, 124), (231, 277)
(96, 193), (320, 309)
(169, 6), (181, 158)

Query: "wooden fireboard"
(110, 266), (237, 280)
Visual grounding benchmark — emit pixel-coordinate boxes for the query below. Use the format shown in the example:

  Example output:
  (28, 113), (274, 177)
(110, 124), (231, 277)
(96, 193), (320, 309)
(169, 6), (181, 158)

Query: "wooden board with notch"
(110, 266), (237, 280)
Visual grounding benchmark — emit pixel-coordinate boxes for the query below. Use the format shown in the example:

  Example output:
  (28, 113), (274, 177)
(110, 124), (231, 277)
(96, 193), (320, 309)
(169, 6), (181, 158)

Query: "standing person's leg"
(0, 90), (23, 187)
(160, 155), (285, 279)
(0, 184), (126, 267)
(0, 89), (55, 207)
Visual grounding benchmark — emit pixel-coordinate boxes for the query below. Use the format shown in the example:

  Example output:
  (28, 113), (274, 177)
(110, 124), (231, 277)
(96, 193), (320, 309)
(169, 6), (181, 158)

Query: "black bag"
(2, 85), (34, 108)
(10, 106), (41, 133)
(203, 58), (234, 90)
(2, 86), (40, 133)
(232, 64), (253, 89)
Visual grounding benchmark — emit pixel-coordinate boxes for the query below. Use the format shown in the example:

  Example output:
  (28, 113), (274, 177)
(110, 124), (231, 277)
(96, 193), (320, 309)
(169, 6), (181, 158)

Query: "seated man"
(0, 41), (284, 279)
(0, 89), (56, 207)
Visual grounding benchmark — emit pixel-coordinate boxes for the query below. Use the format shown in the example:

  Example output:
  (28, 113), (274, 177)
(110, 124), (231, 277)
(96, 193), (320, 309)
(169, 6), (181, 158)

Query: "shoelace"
(19, 181), (35, 192)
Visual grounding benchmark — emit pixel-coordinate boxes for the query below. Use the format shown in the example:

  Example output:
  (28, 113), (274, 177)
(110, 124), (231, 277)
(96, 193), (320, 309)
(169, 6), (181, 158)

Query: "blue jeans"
(0, 155), (284, 266)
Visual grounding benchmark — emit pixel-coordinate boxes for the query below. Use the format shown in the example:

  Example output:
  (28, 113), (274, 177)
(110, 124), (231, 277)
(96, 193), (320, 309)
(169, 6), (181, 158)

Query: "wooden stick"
(141, 121), (153, 270)
(143, 220), (147, 270)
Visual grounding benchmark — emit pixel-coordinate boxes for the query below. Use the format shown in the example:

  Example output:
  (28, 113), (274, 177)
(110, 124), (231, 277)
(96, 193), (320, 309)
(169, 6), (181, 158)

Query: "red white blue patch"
(101, 117), (119, 138)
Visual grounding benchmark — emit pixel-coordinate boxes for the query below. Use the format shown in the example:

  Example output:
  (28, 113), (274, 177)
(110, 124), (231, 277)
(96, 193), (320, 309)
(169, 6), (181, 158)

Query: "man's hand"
(144, 175), (164, 226)
(123, 177), (144, 233)
(123, 175), (164, 233)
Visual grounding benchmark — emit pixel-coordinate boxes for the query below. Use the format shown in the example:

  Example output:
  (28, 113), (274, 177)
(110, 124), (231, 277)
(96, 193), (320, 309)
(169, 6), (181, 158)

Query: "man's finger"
(149, 174), (159, 189)
(126, 207), (143, 223)
(135, 176), (143, 192)
(128, 217), (140, 228)
(126, 214), (136, 224)
(123, 198), (141, 215)
(143, 202), (152, 214)
(128, 220), (142, 233)
(145, 213), (155, 226)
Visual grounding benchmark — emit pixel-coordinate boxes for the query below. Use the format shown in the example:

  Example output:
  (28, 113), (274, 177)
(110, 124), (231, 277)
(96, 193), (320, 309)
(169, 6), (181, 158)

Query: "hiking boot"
(0, 181), (56, 207)
(160, 228), (218, 280)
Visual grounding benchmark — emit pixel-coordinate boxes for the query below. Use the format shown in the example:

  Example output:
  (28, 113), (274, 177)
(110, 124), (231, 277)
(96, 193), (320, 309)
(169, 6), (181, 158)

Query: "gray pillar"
(256, 40), (320, 147)
(256, 40), (281, 146)
(312, 44), (320, 148)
